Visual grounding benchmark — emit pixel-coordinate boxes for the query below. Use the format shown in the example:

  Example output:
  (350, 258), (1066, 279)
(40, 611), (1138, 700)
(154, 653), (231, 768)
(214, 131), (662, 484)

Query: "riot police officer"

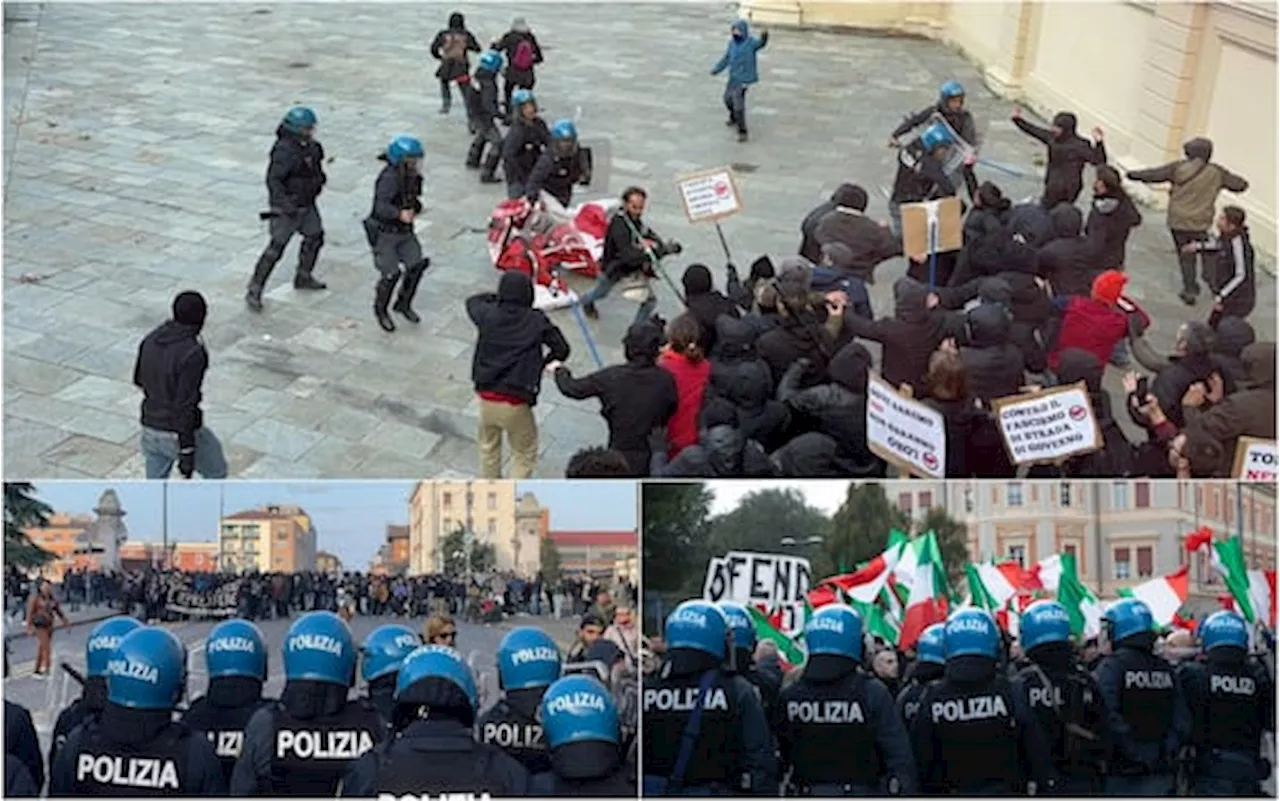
(910, 608), (1057, 795)
(501, 89), (549, 199)
(340, 644), (531, 796)
(359, 624), (421, 724)
(365, 135), (429, 333)
(477, 626), (561, 774)
(896, 622), (944, 727)
(247, 105), (328, 312)
(50, 615), (142, 770)
(642, 600), (774, 795)
(1011, 600), (1109, 794)
(524, 119), (591, 208)
(50, 626), (226, 796)
(182, 619), (272, 785)
(230, 611), (384, 796)
(1093, 598), (1189, 795)
(4, 634), (43, 795)
(777, 604), (917, 796)
(1179, 611), (1274, 795)
(531, 674), (634, 796)
(718, 601), (782, 730)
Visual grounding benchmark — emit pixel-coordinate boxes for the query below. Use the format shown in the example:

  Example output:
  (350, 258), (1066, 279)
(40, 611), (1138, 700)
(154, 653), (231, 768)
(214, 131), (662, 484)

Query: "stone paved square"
(4, 2), (1275, 478)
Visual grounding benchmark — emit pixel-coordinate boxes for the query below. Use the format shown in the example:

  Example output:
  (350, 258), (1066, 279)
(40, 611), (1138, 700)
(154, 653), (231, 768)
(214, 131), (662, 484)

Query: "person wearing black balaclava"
(649, 398), (775, 477)
(777, 343), (886, 476)
(681, 263), (740, 354)
(1085, 165), (1142, 367)
(133, 290), (228, 480)
(1010, 107), (1107, 207)
(429, 12), (480, 115)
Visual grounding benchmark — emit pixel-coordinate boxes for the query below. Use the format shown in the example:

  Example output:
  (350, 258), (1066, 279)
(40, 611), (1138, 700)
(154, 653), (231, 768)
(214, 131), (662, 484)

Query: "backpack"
(442, 31), (467, 61)
(512, 38), (535, 71)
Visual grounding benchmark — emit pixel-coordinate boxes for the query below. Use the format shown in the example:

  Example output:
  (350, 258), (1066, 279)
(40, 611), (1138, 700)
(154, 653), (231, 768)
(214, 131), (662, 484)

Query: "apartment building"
(316, 551), (342, 575)
(409, 481), (527, 575)
(218, 505), (317, 573)
(25, 512), (98, 583)
(547, 530), (638, 582)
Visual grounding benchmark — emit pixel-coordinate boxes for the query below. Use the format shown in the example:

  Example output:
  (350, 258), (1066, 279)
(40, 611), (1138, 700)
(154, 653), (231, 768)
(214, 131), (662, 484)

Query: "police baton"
(60, 661), (85, 686)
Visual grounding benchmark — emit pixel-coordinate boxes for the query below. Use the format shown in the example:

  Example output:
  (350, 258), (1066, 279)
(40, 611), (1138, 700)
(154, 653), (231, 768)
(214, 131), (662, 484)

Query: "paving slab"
(3, 2), (1274, 479)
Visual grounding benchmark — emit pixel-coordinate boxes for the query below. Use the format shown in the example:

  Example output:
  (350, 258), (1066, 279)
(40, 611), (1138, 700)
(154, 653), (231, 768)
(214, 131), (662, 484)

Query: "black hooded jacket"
(1145, 331), (1219, 430)
(771, 431), (866, 477)
(266, 126), (326, 213)
(682, 264), (741, 353)
(705, 317), (790, 450)
(430, 12), (481, 81)
(468, 272), (571, 406)
(756, 307), (836, 390)
(650, 424), (775, 477)
(843, 278), (967, 391)
(1013, 112), (1107, 206)
(1085, 172), (1142, 270)
(1047, 348), (1134, 477)
(134, 320), (208, 450)
(1037, 204), (1096, 297)
(960, 304), (1026, 403)
(776, 342), (886, 475)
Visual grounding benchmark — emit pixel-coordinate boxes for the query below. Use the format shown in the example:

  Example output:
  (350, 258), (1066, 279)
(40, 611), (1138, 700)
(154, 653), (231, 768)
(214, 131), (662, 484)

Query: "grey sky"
(706, 480), (852, 516)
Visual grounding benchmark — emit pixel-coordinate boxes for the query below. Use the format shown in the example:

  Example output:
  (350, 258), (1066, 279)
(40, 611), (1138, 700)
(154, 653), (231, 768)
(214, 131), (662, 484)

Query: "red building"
(547, 530), (636, 580)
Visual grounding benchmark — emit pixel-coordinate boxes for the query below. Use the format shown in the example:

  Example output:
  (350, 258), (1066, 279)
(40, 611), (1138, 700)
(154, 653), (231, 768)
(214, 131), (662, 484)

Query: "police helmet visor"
(945, 96), (964, 111)
(552, 137), (577, 159)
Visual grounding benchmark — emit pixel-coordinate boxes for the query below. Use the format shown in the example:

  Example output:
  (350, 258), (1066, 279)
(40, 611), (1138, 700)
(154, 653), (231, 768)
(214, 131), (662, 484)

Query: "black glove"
(665, 239), (683, 255)
(178, 448), (196, 479)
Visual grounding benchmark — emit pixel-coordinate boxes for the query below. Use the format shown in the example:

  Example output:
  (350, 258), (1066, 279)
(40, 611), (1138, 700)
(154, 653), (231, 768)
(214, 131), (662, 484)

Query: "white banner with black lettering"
(702, 551), (811, 638)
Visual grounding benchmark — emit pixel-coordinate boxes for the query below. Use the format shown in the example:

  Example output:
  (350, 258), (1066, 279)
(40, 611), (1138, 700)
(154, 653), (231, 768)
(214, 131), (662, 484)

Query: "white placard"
(992, 383), (1101, 465)
(702, 551), (811, 637)
(1232, 437), (1278, 481)
(675, 167), (742, 224)
(865, 374), (947, 479)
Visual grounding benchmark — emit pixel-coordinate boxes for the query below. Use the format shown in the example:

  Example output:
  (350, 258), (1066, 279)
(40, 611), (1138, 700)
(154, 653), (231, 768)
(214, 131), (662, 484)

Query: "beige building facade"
(742, 1), (1277, 254)
(408, 481), (543, 575)
(218, 505), (317, 574)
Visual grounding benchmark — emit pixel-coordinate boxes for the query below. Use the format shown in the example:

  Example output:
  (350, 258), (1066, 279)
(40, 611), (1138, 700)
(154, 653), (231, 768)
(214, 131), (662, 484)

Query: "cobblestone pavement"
(4, 3), (1274, 478)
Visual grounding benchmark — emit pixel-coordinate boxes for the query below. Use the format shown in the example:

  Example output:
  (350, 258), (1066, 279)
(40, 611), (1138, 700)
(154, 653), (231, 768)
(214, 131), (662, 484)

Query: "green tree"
(642, 482), (714, 595)
(539, 536), (563, 582)
(920, 506), (969, 591)
(708, 488), (830, 572)
(824, 483), (909, 577)
(441, 526), (496, 575)
(4, 483), (54, 568)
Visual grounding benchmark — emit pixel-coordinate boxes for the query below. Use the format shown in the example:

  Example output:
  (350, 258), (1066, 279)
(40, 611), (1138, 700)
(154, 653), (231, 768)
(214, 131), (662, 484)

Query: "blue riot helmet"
(206, 619), (268, 681)
(106, 627), (187, 710)
(919, 122), (954, 154)
(86, 616), (144, 678)
(361, 624), (422, 684)
(1103, 598), (1155, 644)
(1019, 600), (1073, 653)
(386, 135), (425, 166)
(718, 601), (757, 652)
(511, 88), (537, 119)
(283, 611), (356, 686)
(915, 623), (946, 666)
(1199, 610), (1249, 652)
(282, 106), (317, 135)
(395, 644), (479, 711)
(550, 119), (578, 159)
(940, 80), (965, 101)
(944, 608), (1000, 660)
(496, 627), (562, 691)
(804, 604), (864, 660)
(478, 49), (503, 74)
(664, 600), (728, 660)
(539, 675), (620, 748)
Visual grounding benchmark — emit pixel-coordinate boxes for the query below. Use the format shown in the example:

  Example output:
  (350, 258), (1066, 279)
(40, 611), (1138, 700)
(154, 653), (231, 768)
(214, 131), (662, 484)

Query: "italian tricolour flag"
(1116, 565), (1189, 628)
(1185, 528), (1277, 626)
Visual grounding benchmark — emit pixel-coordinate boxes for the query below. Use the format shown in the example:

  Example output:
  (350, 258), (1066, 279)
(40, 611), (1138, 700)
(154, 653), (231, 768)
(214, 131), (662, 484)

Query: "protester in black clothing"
(950, 181), (1013, 287)
(552, 321), (678, 476)
(770, 431), (859, 477)
(777, 345), (885, 476)
(756, 258), (841, 389)
(577, 187), (681, 322)
(1036, 203), (1095, 297)
(1208, 314), (1256, 389)
(797, 185), (849, 263)
(649, 402), (774, 478)
(565, 446), (634, 478)
(681, 263), (740, 353)
(492, 17), (543, 121)
(813, 184), (901, 284)
(1085, 165), (1142, 271)
(841, 277), (967, 393)
(1010, 107), (1107, 207)
(468, 271), (571, 479)
(1129, 321), (1218, 430)
(430, 12), (481, 114)
(1037, 348), (1135, 477)
(959, 303), (1026, 404)
(134, 291), (227, 480)
(704, 317), (790, 451)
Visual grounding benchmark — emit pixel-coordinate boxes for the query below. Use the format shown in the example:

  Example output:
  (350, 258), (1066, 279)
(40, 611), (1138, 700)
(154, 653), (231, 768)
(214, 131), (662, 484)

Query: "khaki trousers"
(478, 399), (538, 478)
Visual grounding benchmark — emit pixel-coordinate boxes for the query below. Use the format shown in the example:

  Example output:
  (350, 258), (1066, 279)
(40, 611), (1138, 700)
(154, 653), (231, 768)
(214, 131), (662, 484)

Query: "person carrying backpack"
(493, 17), (543, 123)
(430, 12), (480, 115)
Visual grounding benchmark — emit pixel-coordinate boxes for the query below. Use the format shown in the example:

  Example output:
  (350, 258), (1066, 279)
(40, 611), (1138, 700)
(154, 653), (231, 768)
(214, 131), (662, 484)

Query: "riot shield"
(896, 110), (974, 193)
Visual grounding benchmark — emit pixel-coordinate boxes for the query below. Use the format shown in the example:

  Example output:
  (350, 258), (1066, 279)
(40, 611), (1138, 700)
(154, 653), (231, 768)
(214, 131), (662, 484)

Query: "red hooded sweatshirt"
(658, 349), (711, 457)
(1049, 295), (1149, 371)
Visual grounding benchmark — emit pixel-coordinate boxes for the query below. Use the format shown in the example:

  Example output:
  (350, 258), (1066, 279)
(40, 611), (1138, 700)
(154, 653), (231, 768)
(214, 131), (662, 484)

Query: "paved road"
(3, 3), (1274, 478)
(4, 609), (578, 760)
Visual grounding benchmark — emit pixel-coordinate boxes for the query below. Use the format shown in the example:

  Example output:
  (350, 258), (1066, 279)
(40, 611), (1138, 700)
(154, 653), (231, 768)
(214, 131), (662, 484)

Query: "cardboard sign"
(1231, 437), (1278, 481)
(865, 374), (947, 478)
(900, 196), (963, 261)
(703, 551), (811, 637)
(675, 167), (742, 224)
(992, 383), (1102, 465)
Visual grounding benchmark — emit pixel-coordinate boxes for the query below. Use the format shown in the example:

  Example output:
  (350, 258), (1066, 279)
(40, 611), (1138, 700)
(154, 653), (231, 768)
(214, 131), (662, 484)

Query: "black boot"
(393, 260), (429, 324)
(245, 250), (278, 312)
(374, 275), (398, 332)
(246, 284), (264, 312)
(465, 137), (484, 169)
(479, 150), (502, 184)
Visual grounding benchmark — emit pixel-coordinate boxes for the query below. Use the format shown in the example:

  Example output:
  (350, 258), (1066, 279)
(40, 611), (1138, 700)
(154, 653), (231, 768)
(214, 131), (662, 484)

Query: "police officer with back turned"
(778, 604), (917, 797)
(478, 626), (562, 774)
(1179, 610), (1274, 796)
(358, 624), (421, 725)
(182, 619), (273, 785)
(1093, 598), (1189, 796)
(340, 644), (531, 796)
(642, 599), (775, 795)
(51, 626), (226, 796)
(49, 615), (142, 772)
(366, 135), (429, 333)
(230, 611), (384, 796)
(532, 674), (635, 796)
(910, 608), (1057, 795)
(1011, 600), (1109, 795)
(895, 622), (944, 728)
(247, 106), (328, 312)
(718, 602), (782, 737)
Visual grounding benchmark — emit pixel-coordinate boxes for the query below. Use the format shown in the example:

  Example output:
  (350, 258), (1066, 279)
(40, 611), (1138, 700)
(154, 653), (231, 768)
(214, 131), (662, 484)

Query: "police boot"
(480, 150), (502, 184)
(374, 274), (399, 332)
(245, 252), (278, 312)
(465, 138), (484, 169)
(294, 233), (327, 290)
(393, 259), (429, 324)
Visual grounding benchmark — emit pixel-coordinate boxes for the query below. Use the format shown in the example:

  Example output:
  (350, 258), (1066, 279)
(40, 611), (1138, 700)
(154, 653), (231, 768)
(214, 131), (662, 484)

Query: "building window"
(487, 519), (497, 536)
(1136, 546), (1153, 577)
(276, 529), (289, 541)
(443, 492), (452, 509)
(1112, 482), (1129, 509)
(1135, 482), (1150, 508)
(898, 493), (911, 513)
(1030, 484), (1039, 503)
(1007, 483), (1023, 507)
(443, 517), (454, 533)
(488, 493), (497, 511)
(918, 492), (932, 511)
(964, 488), (975, 513)
(1007, 544), (1026, 567)
(1114, 547), (1131, 580)
(1060, 482), (1071, 506)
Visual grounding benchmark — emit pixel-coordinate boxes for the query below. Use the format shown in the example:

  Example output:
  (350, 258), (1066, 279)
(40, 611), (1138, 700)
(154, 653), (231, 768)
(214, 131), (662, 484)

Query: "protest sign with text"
(675, 167), (743, 224)
(1231, 437), (1277, 482)
(865, 374), (947, 478)
(703, 551), (811, 637)
(991, 383), (1101, 465)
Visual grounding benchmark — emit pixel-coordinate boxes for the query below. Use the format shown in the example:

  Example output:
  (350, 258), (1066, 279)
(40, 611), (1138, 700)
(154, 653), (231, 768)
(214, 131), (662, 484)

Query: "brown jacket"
(1128, 138), (1249, 231)
(1183, 341), (1276, 476)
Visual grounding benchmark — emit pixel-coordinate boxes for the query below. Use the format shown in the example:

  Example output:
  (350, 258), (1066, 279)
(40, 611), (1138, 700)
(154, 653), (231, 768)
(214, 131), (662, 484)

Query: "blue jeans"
(723, 82), (748, 133)
(578, 272), (657, 325)
(141, 425), (229, 479)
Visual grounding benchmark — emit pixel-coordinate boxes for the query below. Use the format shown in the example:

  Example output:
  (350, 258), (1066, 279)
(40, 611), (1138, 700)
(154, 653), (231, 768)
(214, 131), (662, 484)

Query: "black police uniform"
(501, 116), (550, 199)
(777, 659), (918, 796)
(339, 719), (531, 796)
(642, 655), (775, 795)
(1012, 657), (1109, 794)
(1093, 641), (1189, 793)
(49, 680), (108, 777)
(464, 70), (504, 182)
(363, 677), (397, 728)
(530, 746), (636, 797)
(50, 714), (226, 796)
(248, 125), (328, 302)
(5, 699), (43, 795)
(1180, 649), (1275, 795)
(181, 688), (270, 785)
(910, 658), (1056, 795)
(476, 691), (551, 774)
(894, 661), (943, 728)
(524, 149), (589, 208)
(6, 753), (40, 798)
(891, 102), (980, 199)
(229, 695), (385, 796)
(366, 161), (428, 324)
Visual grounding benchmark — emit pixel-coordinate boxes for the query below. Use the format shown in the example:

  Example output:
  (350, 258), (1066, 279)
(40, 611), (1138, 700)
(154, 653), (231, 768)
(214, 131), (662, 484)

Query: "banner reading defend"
(992, 383), (1101, 465)
(865, 374), (946, 478)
